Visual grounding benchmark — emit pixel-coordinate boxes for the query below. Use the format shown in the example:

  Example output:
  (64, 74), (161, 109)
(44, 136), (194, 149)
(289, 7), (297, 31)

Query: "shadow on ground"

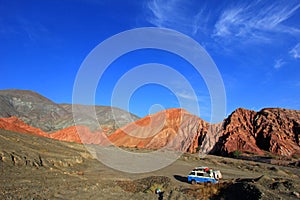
(173, 175), (188, 183)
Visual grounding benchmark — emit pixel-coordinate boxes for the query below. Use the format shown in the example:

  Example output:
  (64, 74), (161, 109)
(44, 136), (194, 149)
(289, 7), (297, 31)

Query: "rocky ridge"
(0, 89), (299, 157)
(0, 89), (139, 133)
(212, 108), (300, 157)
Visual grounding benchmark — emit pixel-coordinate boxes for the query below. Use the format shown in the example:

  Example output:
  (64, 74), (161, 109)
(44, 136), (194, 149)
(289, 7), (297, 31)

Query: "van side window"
(197, 172), (204, 176)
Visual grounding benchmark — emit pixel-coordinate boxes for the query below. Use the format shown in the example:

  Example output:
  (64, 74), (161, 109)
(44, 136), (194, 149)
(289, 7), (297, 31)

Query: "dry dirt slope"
(1, 129), (300, 199)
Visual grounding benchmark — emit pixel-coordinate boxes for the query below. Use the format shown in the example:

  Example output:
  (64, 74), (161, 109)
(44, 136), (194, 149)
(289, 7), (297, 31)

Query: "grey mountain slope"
(0, 89), (139, 133)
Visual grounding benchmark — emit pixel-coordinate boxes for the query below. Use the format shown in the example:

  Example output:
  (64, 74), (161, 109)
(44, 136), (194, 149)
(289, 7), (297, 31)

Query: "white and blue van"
(187, 167), (221, 184)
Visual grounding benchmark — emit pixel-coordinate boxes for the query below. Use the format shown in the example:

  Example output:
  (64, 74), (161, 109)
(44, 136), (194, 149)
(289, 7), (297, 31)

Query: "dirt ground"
(1, 129), (300, 200)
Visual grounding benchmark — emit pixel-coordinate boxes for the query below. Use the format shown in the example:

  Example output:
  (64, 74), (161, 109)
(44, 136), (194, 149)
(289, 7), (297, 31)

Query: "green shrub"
(232, 150), (242, 158)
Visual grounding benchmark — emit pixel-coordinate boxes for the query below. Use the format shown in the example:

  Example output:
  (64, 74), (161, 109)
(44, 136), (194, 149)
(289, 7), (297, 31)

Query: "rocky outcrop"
(254, 108), (300, 156)
(213, 108), (265, 156)
(212, 108), (300, 157)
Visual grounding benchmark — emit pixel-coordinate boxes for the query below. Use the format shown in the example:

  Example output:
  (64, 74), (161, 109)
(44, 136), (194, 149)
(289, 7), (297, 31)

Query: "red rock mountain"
(50, 126), (105, 144)
(108, 108), (208, 152)
(0, 116), (49, 137)
(0, 116), (106, 145)
(0, 90), (299, 157)
(212, 108), (300, 157)
(109, 108), (300, 157)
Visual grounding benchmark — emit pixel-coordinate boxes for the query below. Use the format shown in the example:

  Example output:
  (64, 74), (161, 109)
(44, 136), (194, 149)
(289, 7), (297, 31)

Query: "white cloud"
(175, 91), (197, 101)
(174, 90), (212, 119)
(147, 0), (186, 27)
(213, 1), (300, 42)
(289, 43), (300, 59)
(146, 0), (209, 35)
(145, 0), (300, 45)
(274, 59), (285, 69)
(213, 7), (244, 37)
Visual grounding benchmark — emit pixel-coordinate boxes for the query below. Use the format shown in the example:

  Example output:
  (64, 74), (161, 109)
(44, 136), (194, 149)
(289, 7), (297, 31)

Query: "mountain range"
(0, 89), (139, 133)
(0, 89), (299, 157)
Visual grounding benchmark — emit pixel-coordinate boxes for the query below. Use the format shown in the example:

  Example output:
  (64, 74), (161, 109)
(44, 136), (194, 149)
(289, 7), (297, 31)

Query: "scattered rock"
(292, 191), (300, 198)
(268, 166), (278, 171)
(236, 175), (264, 183)
(269, 180), (294, 191)
(117, 176), (171, 193)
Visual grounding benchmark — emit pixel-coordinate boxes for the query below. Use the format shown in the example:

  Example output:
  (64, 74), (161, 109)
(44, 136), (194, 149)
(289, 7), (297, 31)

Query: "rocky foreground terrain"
(1, 129), (300, 199)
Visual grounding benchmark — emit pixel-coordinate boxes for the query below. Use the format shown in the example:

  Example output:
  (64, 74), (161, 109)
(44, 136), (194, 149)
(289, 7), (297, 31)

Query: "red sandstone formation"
(0, 107), (299, 157)
(0, 116), (49, 137)
(213, 108), (300, 157)
(50, 125), (105, 144)
(0, 117), (106, 145)
(108, 108), (208, 152)
(214, 108), (265, 156)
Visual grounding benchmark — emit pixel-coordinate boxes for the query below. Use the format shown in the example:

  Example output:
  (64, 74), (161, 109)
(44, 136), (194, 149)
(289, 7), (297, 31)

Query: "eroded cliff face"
(212, 108), (265, 156)
(254, 108), (300, 156)
(212, 108), (300, 157)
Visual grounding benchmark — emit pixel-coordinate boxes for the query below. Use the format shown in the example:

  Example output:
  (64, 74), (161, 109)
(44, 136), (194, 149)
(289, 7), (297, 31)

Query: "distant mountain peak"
(0, 89), (299, 158)
(0, 89), (139, 133)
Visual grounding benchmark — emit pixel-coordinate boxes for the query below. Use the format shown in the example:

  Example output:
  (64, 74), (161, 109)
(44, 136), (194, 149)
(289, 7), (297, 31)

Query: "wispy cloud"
(175, 91), (197, 101)
(173, 89), (212, 119)
(145, 0), (300, 44)
(289, 43), (300, 59)
(213, 1), (300, 43)
(274, 59), (285, 69)
(146, 0), (209, 35)
(0, 15), (49, 42)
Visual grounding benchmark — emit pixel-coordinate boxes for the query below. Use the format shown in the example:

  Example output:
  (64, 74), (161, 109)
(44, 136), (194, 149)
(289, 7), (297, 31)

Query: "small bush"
(232, 150), (242, 158)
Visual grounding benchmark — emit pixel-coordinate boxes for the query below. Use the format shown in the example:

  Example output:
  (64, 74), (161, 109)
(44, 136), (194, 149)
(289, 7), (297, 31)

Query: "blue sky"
(1, 0), (300, 122)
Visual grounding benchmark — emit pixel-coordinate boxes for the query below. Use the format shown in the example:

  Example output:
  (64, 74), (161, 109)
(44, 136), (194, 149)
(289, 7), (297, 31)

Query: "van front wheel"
(191, 180), (196, 185)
